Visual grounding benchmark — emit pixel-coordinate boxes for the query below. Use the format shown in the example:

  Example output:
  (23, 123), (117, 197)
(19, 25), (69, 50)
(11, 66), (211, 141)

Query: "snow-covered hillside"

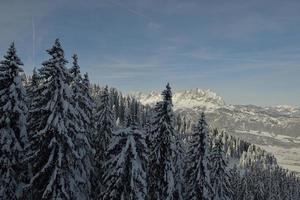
(133, 89), (300, 175)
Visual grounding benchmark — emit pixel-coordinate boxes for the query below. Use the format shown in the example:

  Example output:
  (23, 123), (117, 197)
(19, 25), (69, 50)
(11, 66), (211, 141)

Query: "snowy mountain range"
(132, 89), (300, 175)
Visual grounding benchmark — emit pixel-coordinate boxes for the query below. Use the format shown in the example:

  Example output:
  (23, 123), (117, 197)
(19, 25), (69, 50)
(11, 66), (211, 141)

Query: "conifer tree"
(81, 72), (94, 137)
(210, 137), (232, 200)
(0, 43), (28, 200)
(251, 167), (265, 200)
(101, 117), (147, 200)
(119, 96), (126, 127)
(26, 68), (39, 105)
(27, 39), (91, 200)
(69, 54), (94, 196)
(69, 54), (94, 138)
(265, 168), (277, 200)
(148, 83), (183, 200)
(229, 165), (243, 199)
(92, 85), (115, 196)
(185, 112), (212, 200)
(174, 130), (185, 200)
(241, 175), (254, 200)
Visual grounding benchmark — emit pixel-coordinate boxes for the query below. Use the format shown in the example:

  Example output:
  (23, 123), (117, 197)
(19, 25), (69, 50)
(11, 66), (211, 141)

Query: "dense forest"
(1, 39), (300, 200)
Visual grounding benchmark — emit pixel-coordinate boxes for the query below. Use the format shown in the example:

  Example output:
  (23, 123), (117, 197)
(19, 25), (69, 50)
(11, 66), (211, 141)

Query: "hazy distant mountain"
(132, 88), (225, 110)
(132, 88), (300, 175)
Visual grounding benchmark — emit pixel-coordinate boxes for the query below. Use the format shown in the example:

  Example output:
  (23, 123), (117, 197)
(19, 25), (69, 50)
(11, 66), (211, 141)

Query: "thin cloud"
(147, 22), (162, 31)
(106, 0), (153, 21)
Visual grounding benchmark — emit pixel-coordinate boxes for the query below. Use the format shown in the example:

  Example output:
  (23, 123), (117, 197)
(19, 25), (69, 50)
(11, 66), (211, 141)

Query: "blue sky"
(0, 0), (300, 106)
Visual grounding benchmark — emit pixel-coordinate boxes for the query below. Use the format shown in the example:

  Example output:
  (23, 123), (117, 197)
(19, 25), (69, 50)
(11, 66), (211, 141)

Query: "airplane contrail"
(32, 18), (35, 68)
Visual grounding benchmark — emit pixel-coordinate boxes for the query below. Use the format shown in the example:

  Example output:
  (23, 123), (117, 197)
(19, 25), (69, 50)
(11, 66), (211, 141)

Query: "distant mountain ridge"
(132, 88), (300, 175)
(132, 88), (300, 115)
(132, 88), (225, 111)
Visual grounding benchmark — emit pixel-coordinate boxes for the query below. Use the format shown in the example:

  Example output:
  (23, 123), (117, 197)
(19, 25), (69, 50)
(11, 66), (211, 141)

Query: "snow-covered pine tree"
(81, 72), (94, 138)
(287, 172), (300, 200)
(229, 165), (243, 200)
(24, 68), (40, 197)
(109, 87), (120, 124)
(250, 166), (265, 200)
(101, 116), (147, 200)
(26, 68), (39, 106)
(92, 85), (115, 197)
(148, 83), (183, 200)
(184, 112), (212, 200)
(69, 54), (93, 197)
(22, 73), (30, 90)
(241, 174), (254, 200)
(174, 128), (185, 200)
(265, 168), (277, 200)
(210, 137), (232, 200)
(119, 96), (126, 127)
(0, 43), (28, 200)
(26, 39), (91, 200)
(144, 118), (151, 146)
(69, 54), (94, 139)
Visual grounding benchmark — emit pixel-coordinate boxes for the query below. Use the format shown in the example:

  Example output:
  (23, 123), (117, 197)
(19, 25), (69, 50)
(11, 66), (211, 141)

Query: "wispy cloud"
(106, 0), (153, 21)
(147, 22), (162, 31)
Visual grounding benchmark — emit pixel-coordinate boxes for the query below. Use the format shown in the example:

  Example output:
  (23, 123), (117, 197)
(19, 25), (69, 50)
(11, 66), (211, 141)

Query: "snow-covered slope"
(133, 89), (300, 175)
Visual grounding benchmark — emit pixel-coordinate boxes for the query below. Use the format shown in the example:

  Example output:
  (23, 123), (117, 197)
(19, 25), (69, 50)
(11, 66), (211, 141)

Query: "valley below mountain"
(133, 89), (300, 175)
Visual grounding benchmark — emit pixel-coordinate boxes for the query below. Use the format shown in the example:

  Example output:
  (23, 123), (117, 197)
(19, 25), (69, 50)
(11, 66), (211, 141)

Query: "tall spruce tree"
(229, 165), (243, 199)
(69, 54), (93, 196)
(210, 137), (232, 200)
(69, 54), (94, 141)
(81, 72), (94, 138)
(174, 129), (185, 200)
(241, 172), (254, 200)
(92, 85), (115, 197)
(250, 167), (265, 200)
(27, 39), (91, 199)
(0, 43), (28, 200)
(185, 112), (212, 200)
(26, 68), (39, 106)
(119, 96), (126, 127)
(101, 117), (147, 200)
(148, 83), (183, 200)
